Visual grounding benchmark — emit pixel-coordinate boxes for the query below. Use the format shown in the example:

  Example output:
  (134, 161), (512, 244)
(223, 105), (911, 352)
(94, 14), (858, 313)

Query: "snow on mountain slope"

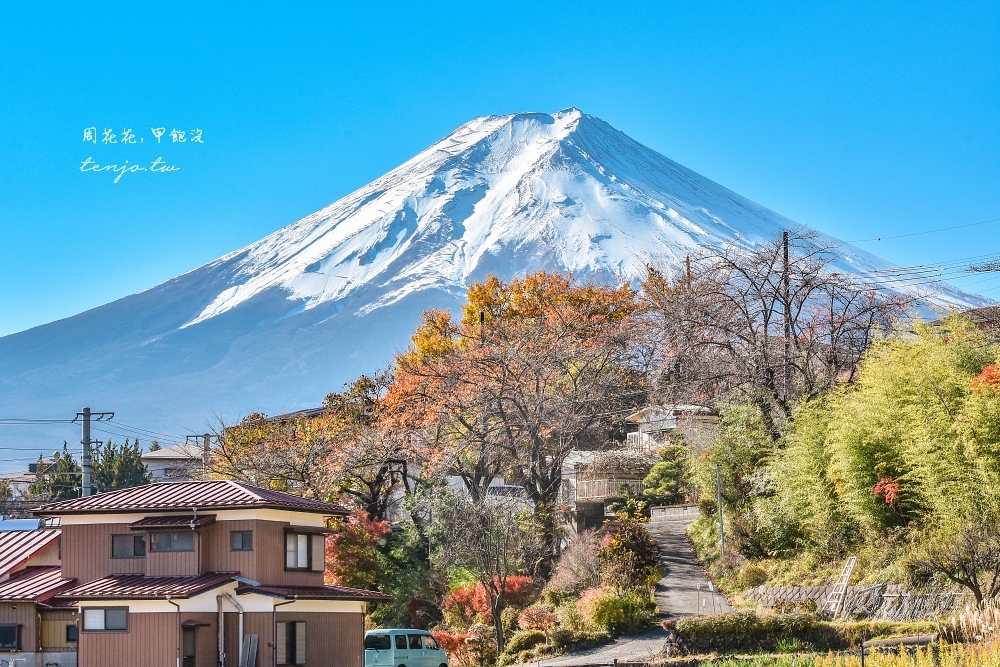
(0, 108), (987, 457)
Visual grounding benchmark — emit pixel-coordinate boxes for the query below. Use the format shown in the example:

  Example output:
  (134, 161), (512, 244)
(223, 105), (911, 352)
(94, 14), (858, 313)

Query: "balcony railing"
(576, 478), (644, 501)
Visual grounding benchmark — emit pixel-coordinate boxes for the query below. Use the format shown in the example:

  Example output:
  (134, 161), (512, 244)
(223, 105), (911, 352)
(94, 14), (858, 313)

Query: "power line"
(0, 418), (76, 424)
(100, 420), (189, 441)
(90, 425), (188, 449)
(849, 217), (1000, 243)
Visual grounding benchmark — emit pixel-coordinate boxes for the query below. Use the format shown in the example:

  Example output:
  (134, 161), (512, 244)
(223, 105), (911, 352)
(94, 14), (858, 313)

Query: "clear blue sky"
(1, 1), (998, 338)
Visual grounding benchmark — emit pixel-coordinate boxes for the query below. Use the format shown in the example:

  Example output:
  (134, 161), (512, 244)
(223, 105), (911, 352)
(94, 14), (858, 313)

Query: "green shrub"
(676, 611), (837, 651)
(674, 612), (940, 653)
(500, 606), (519, 638)
(549, 628), (611, 651)
(736, 563), (768, 590)
(553, 598), (583, 631)
(699, 495), (717, 517)
(503, 629), (545, 655)
(586, 590), (657, 635)
(642, 444), (691, 505)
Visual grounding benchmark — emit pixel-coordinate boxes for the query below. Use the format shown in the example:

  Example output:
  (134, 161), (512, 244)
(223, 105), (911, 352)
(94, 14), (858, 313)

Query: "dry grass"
(942, 599), (1000, 643)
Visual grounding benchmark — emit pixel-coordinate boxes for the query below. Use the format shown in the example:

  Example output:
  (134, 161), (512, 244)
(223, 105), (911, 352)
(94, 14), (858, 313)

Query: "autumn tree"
(211, 412), (331, 493)
(392, 271), (648, 570)
(325, 508), (390, 590)
(432, 492), (542, 652)
(643, 228), (906, 438)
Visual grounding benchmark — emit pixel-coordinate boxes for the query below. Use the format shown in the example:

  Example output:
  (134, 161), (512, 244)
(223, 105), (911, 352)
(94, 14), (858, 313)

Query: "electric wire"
(848, 217), (1000, 243)
(0, 419), (76, 424)
(100, 420), (192, 441)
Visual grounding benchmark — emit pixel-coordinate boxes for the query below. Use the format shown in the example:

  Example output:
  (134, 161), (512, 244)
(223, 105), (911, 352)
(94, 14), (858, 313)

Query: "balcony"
(575, 477), (645, 501)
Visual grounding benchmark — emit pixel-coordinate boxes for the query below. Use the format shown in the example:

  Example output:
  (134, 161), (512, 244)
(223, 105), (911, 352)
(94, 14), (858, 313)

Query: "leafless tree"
(644, 228), (908, 437)
(911, 518), (1000, 605)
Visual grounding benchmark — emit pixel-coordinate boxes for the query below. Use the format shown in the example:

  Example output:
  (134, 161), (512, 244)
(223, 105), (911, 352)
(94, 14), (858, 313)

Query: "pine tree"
(92, 438), (152, 493)
(26, 444), (81, 501)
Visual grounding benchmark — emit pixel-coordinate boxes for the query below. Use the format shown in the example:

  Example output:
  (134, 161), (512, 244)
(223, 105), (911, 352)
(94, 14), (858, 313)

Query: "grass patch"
(653, 638), (1000, 665)
(670, 611), (937, 653)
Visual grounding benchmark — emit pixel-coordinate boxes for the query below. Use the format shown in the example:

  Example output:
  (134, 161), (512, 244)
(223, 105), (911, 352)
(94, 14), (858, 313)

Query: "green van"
(364, 629), (449, 667)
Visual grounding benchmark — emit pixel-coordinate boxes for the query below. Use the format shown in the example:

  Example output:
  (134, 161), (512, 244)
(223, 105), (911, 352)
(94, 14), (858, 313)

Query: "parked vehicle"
(364, 629), (449, 667)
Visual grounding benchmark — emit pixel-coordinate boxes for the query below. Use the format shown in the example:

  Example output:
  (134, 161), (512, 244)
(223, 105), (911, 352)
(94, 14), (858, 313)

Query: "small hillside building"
(624, 404), (718, 454)
(141, 443), (210, 482)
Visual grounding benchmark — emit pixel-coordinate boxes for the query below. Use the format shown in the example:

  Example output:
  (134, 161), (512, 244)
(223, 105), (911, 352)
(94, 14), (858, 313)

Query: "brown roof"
(236, 583), (391, 602)
(59, 572), (237, 600)
(0, 566), (76, 602)
(130, 514), (217, 531)
(0, 529), (60, 576)
(34, 480), (348, 516)
(265, 406), (329, 423)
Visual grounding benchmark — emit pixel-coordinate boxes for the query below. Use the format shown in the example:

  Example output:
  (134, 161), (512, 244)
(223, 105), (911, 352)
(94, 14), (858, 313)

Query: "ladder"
(824, 556), (857, 618)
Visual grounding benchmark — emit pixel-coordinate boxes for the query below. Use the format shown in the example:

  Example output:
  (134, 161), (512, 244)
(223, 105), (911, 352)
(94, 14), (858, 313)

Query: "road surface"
(513, 507), (730, 666)
(648, 505), (732, 617)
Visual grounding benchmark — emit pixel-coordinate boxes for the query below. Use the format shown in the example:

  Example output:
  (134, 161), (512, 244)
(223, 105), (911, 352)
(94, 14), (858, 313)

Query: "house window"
(82, 608), (128, 631)
(276, 621), (306, 665)
(284, 533), (324, 572)
(149, 532), (195, 552)
(0, 625), (20, 650)
(111, 534), (146, 558)
(66, 624), (79, 643)
(231, 530), (253, 551)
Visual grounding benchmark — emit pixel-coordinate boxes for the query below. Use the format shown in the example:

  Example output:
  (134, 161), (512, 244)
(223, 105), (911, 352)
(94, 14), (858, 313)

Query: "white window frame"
(276, 621), (306, 665)
(149, 531), (196, 553)
(82, 608), (128, 632)
(284, 532), (324, 572)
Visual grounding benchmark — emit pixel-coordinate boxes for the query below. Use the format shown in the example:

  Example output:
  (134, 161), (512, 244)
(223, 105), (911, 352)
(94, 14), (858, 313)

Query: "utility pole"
(75, 407), (114, 497)
(715, 464), (725, 557)
(187, 433), (215, 479)
(685, 254), (692, 283)
(782, 231), (792, 402)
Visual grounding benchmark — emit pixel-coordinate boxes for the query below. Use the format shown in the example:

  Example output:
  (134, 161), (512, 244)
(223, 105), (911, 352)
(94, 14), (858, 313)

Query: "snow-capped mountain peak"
(183, 108), (838, 327)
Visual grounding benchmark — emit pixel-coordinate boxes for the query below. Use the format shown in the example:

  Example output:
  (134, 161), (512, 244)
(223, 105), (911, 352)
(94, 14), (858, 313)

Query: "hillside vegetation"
(689, 318), (1000, 601)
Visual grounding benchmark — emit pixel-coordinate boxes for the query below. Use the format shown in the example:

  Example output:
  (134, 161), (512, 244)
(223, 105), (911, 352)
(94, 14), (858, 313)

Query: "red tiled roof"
(59, 572), (238, 600)
(0, 566), (76, 602)
(130, 514), (216, 530)
(34, 480), (348, 516)
(0, 529), (60, 576)
(236, 583), (391, 602)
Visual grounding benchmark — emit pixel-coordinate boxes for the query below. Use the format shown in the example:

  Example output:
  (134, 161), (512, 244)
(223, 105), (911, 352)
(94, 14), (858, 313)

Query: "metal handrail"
(576, 478), (644, 500)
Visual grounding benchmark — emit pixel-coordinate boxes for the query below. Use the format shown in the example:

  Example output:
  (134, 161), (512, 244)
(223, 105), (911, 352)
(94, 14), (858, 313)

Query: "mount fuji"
(0, 109), (987, 453)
